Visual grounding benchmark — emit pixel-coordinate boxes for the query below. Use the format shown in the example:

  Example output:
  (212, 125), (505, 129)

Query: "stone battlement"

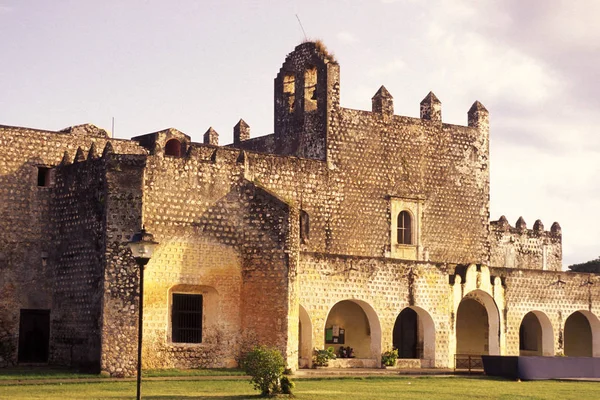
(490, 216), (562, 271)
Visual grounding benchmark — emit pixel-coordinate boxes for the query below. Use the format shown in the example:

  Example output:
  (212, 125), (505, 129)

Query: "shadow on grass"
(144, 396), (264, 399)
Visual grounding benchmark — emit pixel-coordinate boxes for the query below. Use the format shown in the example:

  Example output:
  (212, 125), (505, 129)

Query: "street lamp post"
(127, 228), (158, 400)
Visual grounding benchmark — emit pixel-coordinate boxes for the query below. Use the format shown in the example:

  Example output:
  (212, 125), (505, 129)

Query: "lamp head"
(127, 228), (158, 265)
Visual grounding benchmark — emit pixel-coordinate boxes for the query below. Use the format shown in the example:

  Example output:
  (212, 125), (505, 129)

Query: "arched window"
(397, 210), (412, 245)
(165, 139), (182, 157)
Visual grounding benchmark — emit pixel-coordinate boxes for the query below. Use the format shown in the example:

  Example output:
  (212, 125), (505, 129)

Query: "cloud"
(336, 31), (358, 44)
(367, 58), (406, 77)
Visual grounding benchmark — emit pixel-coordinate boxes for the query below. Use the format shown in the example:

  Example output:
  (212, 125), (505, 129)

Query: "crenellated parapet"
(489, 215), (562, 271)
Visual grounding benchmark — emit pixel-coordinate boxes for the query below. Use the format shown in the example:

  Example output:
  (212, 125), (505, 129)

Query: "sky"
(0, 0), (598, 267)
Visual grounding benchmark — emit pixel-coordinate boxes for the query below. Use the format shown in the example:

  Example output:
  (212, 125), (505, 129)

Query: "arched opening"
(456, 290), (500, 356)
(298, 304), (313, 368)
(564, 311), (600, 357)
(165, 139), (182, 157)
(324, 299), (381, 361)
(519, 311), (554, 356)
(394, 308), (418, 358)
(397, 210), (413, 245)
(283, 73), (295, 113)
(304, 66), (317, 112)
(392, 306), (435, 366)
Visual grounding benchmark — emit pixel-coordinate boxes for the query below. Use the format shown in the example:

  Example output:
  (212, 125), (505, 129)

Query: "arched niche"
(165, 138), (182, 157)
(456, 290), (500, 356)
(392, 306), (435, 365)
(564, 310), (600, 357)
(324, 299), (381, 360)
(519, 311), (554, 356)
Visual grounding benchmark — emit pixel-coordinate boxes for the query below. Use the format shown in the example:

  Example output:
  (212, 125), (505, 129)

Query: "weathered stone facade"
(1, 42), (599, 375)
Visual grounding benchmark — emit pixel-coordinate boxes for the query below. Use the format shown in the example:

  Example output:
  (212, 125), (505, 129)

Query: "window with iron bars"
(172, 294), (203, 343)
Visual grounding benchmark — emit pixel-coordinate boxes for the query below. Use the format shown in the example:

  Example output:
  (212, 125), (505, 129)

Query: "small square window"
(37, 167), (52, 187)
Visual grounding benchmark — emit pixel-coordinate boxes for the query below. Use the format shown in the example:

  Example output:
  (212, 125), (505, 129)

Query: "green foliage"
(280, 376), (295, 395)
(313, 347), (336, 367)
(242, 345), (286, 396)
(381, 349), (399, 367)
(568, 256), (600, 273)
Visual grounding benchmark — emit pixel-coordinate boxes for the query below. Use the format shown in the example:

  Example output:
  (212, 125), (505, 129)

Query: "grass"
(1, 376), (599, 399)
(0, 366), (245, 380)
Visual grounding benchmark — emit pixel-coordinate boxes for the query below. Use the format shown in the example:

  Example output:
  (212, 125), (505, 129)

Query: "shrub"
(313, 347), (336, 367)
(280, 376), (295, 395)
(381, 349), (399, 367)
(242, 345), (286, 396)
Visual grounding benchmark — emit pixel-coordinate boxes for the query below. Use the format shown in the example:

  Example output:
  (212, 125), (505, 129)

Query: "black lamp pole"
(127, 228), (158, 400)
(135, 256), (149, 400)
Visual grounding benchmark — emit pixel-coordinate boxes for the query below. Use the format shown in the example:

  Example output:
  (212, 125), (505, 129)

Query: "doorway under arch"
(519, 311), (554, 356)
(298, 305), (313, 368)
(564, 310), (600, 357)
(455, 290), (500, 356)
(324, 299), (381, 360)
(392, 306), (435, 365)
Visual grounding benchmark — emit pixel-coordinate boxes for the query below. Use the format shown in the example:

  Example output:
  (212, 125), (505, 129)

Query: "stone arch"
(324, 299), (382, 360)
(298, 304), (313, 368)
(165, 138), (182, 157)
(564, 310), (600, 357)
(456, 289), (500, 355)
(519, 311), (554, 356)
(392, 306), (435, 365)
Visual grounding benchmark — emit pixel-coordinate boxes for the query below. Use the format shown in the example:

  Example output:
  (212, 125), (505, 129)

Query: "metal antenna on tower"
(112, 117), (115, 138)
(296, 14), (308, 41)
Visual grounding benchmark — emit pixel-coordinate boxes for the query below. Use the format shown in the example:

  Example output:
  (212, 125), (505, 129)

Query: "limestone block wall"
(493, 268), (600, 356)
(137, 146), (299, 370)
(326, 108), (490, 264)
(50, 156), (107, 370)
(297, 253), (453, 368)
(271, 41), (340, 160)
(100, 153), (146, 377)
(490, 216), (562, 270)
(0, 124), (142, 366)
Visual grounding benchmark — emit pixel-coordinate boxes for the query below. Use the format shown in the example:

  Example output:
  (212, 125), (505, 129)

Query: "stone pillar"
(372, 85), (394, 116)
(420, 91), (442, 122)
(203, 127), (219, 146)
(233, 119), (250, 145)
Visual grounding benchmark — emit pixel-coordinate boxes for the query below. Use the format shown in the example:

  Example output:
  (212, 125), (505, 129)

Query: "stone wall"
(235, 43), (491, 265)
(0, 124), (142, 366)
(489, 216), (562, 270)
(324, 107), (489, 264)
(50, 155), (107, 370)
(493, 267), (600, 356)
(298, 253), (452, 368)
(100, 152), (146, 377)
(133, 136), (301, 369)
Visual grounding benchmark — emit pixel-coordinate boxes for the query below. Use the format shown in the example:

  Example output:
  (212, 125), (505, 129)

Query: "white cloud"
(336, 31), (358, 44)
(367, 58), (406, 77)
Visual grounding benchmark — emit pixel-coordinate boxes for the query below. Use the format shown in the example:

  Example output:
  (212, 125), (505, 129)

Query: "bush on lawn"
(242, 345), (291, 397)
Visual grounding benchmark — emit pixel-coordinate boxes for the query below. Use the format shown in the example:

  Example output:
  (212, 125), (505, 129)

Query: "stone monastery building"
(1, 42), (599, 376)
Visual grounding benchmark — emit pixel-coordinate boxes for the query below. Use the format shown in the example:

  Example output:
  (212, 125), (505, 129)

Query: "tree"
(568, 256), (600, 273)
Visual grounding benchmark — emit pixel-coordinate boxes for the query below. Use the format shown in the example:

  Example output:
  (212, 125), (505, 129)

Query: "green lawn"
(0, 367), (245, 380)
(0, 376), (598, 400)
